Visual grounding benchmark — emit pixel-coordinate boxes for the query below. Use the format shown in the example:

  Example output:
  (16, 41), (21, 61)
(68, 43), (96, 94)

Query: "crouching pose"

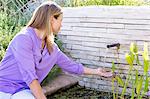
(0, 1), (113, 99)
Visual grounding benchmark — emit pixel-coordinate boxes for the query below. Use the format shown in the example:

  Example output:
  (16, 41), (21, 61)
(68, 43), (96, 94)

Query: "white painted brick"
(63, 39), (82, 45)
(61, 25), (72, 31)
(66, 35), (100, 42)
(65, 44), (72, 49)
(59, 31), (70, 35)
(98, 85), (112, 92)
(83, 77), (90, 82)
(78, 81), (85, 86)
(67, 49), (100, 56)
(59, 6), (150, 95)
(125, 24), (150, 30)
(106, 23), (124, 29)
(61, 30), (150, 41)
(62, 18), (80, 23)
(113, 19), (150, 25)
(63, 22), (124, 29)
(84, 82), (91, 88)
(79, 59), (101, 66)
(64, 35), (132, 45)
(81, 42), (106, 48)
(95, 79), (112, 86)
(63, 6), (150, 19)
(107, 28), (150, 36)
(70, 53), (99, 61)
(71, 44), (100, 52)
(80, 18), (114, 23)
(78, 18), (150, 25)
(72, 26), (107, 33)
(90, 83), (99, 89)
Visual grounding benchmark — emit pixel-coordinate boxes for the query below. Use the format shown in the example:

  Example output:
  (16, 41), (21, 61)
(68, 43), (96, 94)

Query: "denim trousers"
(0, 89), (35, 99)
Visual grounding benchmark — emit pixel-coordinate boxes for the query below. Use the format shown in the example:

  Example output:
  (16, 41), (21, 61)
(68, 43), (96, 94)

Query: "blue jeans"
(0, 89), (35, 99)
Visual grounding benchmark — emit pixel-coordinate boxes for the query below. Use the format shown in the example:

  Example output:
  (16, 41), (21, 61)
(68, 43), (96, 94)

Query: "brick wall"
(58, 6), (150, 94)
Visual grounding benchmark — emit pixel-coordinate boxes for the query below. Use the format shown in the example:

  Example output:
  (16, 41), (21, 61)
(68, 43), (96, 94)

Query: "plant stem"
(121, 66), (132, 97)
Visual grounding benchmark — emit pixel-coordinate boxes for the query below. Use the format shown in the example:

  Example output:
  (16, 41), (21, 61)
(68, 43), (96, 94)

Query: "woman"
(0, 1), (113, 99)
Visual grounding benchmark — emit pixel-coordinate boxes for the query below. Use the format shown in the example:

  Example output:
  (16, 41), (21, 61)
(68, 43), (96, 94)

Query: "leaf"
(144, 60), (149, 75)
(136, 55), (142, 66)
(116, 76), (124, 87)
(130, 53), (135, 64)
(131, 80), (135, 99)
(142, 42), (149, 75)
(125, 53), (133, 67)
(130, 42), (137, 54)
(112, 61), (116, 73)
(135, 70), (139, 85)
(136, 76), (143, 95)
(112, 77), (116, 99)
(148, 77), (150, 81)
(144, 75), (149, 92)
(142, 42), (149, 61)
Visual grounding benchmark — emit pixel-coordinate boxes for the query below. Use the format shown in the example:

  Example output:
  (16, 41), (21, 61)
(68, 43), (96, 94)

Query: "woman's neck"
(34, 28), (54, 40)
(34, 28), (45, 40)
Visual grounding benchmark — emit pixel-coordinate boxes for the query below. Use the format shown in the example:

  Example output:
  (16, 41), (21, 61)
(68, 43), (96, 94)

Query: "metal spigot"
(106, 43), (120, 49)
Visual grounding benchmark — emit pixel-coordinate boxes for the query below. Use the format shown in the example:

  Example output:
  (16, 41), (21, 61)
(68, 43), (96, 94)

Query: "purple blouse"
(0, 27), (83, 94)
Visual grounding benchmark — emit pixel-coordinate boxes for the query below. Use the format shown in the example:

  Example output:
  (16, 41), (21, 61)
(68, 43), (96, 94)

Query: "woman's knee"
(0, 92), (11, 99)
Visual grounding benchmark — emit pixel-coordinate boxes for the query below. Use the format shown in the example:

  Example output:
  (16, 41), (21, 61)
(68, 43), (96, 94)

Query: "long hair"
(26, 1), (62, 54)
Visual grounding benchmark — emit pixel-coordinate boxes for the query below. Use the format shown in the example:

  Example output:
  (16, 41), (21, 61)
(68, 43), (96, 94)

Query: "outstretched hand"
(83, 67), (114, 77)
(97, 68), (113, 78)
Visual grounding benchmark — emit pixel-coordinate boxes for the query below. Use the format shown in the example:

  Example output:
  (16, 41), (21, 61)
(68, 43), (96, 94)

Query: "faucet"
(106, 43), (120, 49)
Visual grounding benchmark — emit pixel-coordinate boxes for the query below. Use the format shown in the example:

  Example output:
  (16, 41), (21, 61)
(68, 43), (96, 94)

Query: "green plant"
(54, 0), (149, 7)
(41, 65), (62, 86)
(0, 10), (22, 60)
(55, 36), (65, 51)
(112, 42), (149, 99)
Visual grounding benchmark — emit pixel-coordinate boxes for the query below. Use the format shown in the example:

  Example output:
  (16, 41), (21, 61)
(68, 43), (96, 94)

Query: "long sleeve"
(12, 34), (38, 86)
(56, 45), (84, 75)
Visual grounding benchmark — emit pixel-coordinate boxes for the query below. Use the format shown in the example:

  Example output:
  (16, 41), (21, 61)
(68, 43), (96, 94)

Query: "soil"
(47, 84), (131, 99)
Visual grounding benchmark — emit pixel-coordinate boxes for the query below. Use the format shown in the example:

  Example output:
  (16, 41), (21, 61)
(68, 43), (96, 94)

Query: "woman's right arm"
(29, 80), (47, 99)
(12, 34), (46, 99)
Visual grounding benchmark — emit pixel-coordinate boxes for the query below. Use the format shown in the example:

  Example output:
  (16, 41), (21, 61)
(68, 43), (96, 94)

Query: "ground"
(47, 84), (131, 99)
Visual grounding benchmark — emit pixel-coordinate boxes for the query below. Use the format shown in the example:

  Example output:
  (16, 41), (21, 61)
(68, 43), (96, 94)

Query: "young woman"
(0, 1), (113, 99)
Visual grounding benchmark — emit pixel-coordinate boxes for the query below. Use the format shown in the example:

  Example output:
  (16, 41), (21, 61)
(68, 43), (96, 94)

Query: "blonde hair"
(27, 1), (62, 54)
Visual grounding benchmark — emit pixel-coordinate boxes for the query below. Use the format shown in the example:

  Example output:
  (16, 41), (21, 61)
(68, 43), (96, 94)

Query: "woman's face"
(51, 14), (63, 35)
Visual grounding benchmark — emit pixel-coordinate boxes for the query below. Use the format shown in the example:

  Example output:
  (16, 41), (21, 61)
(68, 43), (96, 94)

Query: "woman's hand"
(96, 68), (113, 78)
(83, 67), (113, 78)
(29, 80), (47, 99)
